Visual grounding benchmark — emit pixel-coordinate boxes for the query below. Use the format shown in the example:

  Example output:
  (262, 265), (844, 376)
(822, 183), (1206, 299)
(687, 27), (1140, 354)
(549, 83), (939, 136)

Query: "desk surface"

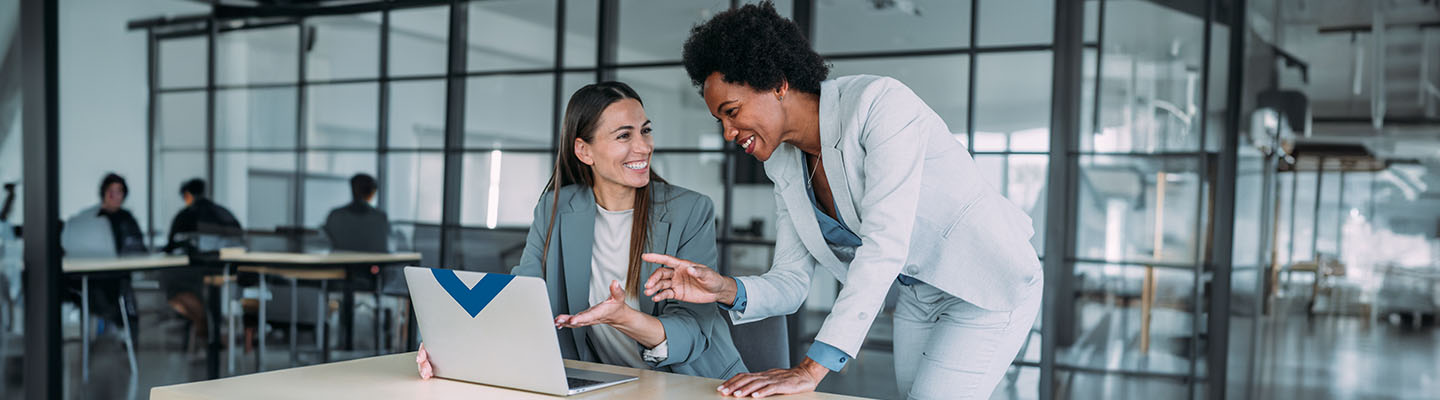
(150, 353), (866, 400)
(220, 251), (422, 265)
(62, 255), (191, 273)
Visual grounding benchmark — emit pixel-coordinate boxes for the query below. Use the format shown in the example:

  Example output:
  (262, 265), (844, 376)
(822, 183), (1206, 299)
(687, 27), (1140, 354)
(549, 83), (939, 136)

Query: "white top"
(588, 204), (665, 368)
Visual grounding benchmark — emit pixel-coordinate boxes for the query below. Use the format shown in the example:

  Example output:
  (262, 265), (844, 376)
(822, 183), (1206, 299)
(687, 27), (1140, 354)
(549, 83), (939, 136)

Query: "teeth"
(624, 161), (648, 170)
(740, 137), (755, 149)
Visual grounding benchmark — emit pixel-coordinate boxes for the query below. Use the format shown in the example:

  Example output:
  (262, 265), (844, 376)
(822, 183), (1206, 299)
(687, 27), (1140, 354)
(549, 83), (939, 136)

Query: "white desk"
(62, 255), (193, 384)
(212, 251), (423, 376)
(63, 254), (189, 273)
(219, 251), (422, 266)
(151, 353), (867, 399)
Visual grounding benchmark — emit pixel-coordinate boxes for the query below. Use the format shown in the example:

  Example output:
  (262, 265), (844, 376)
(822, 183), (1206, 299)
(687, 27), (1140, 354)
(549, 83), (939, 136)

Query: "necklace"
(805, 153), (821, 185)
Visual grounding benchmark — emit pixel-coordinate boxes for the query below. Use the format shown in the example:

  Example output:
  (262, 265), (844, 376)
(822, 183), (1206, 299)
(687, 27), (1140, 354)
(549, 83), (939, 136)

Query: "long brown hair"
(540, 81), (666, 298)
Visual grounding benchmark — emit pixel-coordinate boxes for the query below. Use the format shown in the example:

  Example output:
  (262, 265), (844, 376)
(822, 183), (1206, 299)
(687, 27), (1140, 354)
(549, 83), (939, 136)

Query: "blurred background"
(1, 0), (1438, 399)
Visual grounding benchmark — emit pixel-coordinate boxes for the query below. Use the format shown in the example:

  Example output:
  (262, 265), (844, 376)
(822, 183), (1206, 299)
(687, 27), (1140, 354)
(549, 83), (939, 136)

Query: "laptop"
(404, 266), (637, 396)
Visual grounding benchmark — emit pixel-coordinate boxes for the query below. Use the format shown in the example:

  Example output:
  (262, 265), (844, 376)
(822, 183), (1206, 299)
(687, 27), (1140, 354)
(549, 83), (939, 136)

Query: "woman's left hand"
(555, 280), (635, 328)
(718, 358), (829, 398)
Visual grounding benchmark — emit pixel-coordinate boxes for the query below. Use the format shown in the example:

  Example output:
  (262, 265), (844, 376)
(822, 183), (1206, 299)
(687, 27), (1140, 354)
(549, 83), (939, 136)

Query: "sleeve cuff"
(642, 339), (669, 364)
(805, 341), (852, 372)
(717, 277), (748, 312)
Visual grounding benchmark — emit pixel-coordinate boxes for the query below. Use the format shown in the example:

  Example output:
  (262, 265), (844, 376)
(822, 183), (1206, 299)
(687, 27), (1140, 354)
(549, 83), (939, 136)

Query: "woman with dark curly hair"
(639, 2), (1043, 398)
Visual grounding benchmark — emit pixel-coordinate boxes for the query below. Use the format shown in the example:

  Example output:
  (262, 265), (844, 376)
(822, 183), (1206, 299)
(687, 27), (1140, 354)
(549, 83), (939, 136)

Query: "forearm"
(611, 308), (667, 348)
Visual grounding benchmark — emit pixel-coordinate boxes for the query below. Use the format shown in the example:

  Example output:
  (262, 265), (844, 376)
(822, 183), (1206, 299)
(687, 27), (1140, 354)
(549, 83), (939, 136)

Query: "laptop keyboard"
(567, 377), (605, 389)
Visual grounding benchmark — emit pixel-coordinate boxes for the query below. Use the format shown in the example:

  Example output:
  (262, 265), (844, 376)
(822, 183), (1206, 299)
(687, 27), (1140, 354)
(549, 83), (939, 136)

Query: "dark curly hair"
(682, 1), (829, 95)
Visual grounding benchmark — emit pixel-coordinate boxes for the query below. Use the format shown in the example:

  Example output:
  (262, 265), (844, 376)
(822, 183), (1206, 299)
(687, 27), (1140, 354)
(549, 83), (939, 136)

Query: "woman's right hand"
(641, 253), (738, 306)
(416, 343), (434, 380)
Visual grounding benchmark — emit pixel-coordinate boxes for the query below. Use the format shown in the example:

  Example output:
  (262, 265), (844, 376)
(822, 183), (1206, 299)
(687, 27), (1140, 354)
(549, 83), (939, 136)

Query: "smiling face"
(702, 72), (789, 162)
(575, 98), (654, 190)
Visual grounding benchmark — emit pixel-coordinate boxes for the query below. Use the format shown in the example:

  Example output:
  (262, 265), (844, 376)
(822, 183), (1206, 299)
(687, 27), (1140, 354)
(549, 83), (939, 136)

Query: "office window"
(559, 72), (599, 129)
(152, 151), (209, 240)
(458, 151), (550, 228)
(1060, 263), (1200, 376)
(813, 0), (970, 54)
(563, 0), (598, 68)
(306, 83), (379, 149)
(651, 153), (727, 217)
(307, 13), (382, 81)
(446, 227), (530, 273)
(159, 36), (207, 89)
(1073, 156), (1203, 265)
(830, 55), (970, 143)
(389, 7), (450, 77)
(730, 183), (779, 240)
(215, 88), (298, 149)
(157, 92), (208, 150)
(614, 67), (723, 150)
(1082, 0), (1206, 153)
(467, 0), (555, 72)
(304, 152), (378, 227)
(213, 152), (298, 230)
(973, 52), (1052, 152)
(216, 26), (299, 85)
(615, 0), (729, 64)
(1291, 171), (1317, 261)
(976, 0), (1053, 47)
(385, 152), (444, 224)
(388, 79), (447, 149)
(463, 74), (554, 149)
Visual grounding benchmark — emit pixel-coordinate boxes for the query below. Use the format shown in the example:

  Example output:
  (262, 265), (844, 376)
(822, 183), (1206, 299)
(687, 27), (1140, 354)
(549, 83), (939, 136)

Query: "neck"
(591, 181), (636, 212)
(783, 92), (823, 155)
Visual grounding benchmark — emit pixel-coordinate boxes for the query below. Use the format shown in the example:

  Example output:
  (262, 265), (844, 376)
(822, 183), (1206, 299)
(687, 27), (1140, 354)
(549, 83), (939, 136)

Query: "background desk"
(210, 252), (422, 378)
(151, 352), (867, 399)
(63, 255), (194, 383)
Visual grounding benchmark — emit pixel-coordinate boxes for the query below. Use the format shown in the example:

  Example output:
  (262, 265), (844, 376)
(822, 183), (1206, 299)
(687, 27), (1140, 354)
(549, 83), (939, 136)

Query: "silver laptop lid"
(405, 266), (571, 395)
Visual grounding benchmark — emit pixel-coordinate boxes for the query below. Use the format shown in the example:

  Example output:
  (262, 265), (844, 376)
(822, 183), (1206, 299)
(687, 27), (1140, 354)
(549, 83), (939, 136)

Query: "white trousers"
(893, 277), (1043, 399)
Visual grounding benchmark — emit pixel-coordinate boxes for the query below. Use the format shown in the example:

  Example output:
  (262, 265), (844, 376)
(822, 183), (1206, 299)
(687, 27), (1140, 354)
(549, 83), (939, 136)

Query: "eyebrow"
(714, 100), (736, 115)
(612, 120), (651, 133)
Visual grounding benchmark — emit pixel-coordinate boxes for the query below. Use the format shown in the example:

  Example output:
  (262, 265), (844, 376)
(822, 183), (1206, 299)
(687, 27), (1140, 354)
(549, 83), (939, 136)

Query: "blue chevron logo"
(432, 269), (514, 318)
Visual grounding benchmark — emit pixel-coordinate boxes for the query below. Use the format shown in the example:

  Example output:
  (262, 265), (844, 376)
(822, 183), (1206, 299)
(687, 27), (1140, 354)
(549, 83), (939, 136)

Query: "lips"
(739, 136), (756, 154)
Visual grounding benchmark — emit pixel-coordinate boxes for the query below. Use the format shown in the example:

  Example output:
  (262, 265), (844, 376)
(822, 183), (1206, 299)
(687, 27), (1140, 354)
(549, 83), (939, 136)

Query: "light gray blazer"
(728, 75), (1044, 358)
(511, 182), (747, 380)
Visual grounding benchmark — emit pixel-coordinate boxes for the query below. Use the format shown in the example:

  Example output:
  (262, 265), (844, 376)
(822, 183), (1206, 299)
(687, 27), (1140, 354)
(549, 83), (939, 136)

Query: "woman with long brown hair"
(416, 81), (747, 380)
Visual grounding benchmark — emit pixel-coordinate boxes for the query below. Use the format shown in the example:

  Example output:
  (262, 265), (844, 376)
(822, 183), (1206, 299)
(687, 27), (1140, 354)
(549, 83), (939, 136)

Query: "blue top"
(718, 171), (918, 372)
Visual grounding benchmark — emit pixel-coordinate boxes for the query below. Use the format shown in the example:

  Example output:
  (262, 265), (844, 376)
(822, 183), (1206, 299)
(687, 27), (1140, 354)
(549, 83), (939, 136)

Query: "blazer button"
(857, 312), (868, 320)
(904, 264), (919, 275)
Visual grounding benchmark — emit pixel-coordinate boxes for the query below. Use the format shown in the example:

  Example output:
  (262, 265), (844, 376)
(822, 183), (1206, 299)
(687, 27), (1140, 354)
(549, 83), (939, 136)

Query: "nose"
(635, 134), (654, 155)
(720, 120), (738, 142)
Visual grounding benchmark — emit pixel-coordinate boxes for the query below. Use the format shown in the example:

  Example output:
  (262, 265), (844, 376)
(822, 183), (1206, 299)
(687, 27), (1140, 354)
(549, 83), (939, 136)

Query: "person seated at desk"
(322, 173), (391, 253)
(416, 82), (747, 380)
(61, 173), (148, 334)
(161, 178), (243, 342)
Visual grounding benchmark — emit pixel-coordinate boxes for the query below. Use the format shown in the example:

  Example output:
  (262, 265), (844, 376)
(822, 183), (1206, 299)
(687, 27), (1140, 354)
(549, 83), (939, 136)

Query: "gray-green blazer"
(511, 182), (747, 380)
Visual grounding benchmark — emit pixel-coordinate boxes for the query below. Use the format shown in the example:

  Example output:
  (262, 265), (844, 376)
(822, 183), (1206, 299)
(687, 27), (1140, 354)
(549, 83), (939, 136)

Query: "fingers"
(643, 266), (674, 294)
(641, 253), (695, 269)
(416, 343), (433, 380)
(645, 276), (673, 298)
(730, 374), (779, 398)
(563, 308), (600, 327)
(609, 280), (626, 300)
(719, 372), (762, 396)
(650, 288), (677, 303)
(554, 314), (571, 329)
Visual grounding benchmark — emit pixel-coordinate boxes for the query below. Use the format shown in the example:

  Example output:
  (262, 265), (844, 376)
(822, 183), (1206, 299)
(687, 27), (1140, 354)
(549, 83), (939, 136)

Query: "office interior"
(1, 0), (1438, 399)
